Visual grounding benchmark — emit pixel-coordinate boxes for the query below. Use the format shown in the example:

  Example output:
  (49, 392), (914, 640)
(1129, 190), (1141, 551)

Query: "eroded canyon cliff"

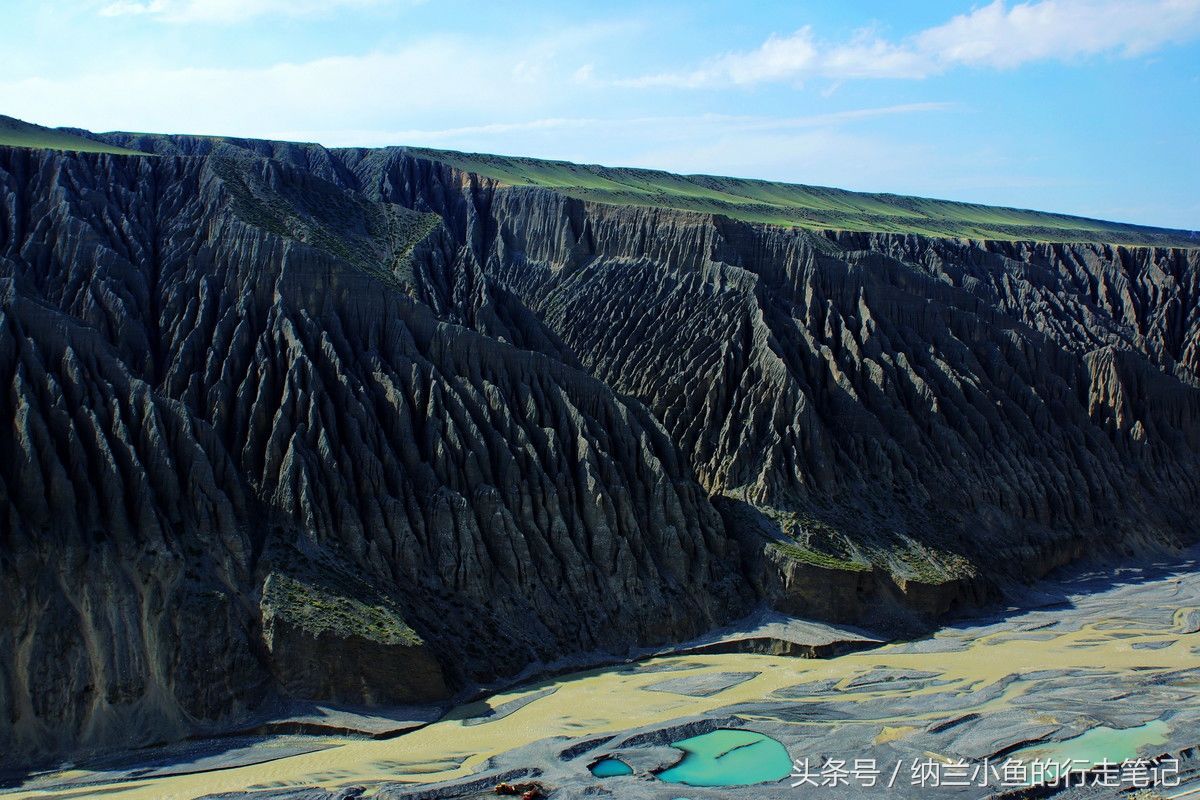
(1, 122), (1197, 767)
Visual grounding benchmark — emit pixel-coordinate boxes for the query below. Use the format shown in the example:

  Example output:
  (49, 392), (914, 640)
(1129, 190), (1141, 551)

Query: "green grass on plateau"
(410, 148), (1198, 247)
(0, 115), (146, 155)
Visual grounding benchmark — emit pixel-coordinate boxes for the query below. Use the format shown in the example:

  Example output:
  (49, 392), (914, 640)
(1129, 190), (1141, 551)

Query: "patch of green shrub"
(262, 572), (422, 646)
(769, 541), (871, 572)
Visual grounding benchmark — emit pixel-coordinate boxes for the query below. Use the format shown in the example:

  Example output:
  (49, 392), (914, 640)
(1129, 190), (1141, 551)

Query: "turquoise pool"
(1009, 719), (1170, 779)
(657, 729), (792, 787)
(589, 757), (634, 778)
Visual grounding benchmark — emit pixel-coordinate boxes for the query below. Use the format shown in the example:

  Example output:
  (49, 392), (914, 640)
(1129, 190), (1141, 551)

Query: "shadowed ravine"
(0, 118), (1198, 781)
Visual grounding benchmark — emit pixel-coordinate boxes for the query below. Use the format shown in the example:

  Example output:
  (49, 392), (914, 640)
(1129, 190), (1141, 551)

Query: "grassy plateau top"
(2, 115), (1195, 247)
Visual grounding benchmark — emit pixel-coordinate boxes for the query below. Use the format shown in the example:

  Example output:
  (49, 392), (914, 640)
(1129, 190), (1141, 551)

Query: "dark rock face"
(1, 136), (1198, 767)
(0, 146), (746, 766)
(374, 176), (1200, 574)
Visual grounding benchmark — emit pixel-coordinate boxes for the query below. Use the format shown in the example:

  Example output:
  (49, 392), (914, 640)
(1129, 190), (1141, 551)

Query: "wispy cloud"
(292, 103), (955, 147)
(621, 0), (1200, 87)
(98, 0), (401, 23)
(0, 28), (599, 135)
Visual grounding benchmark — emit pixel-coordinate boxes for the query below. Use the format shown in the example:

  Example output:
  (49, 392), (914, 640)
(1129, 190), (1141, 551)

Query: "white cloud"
(0, 36), (570, 136)
(917, 0), (1200, 67)
(821, 30), (932, 79)
(626, 27), (818, 88)
(1, 16), (638, 137)
(709, 27), (819, 85)
(98, 0), (399, 23)
(622, 0), (1200, 87)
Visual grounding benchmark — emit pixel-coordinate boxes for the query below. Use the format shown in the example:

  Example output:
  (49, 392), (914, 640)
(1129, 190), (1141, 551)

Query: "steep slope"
(0, 120), (1198, 768)
(0, 146), (747, 766)
(374, 157), (1197, 614)
(343, 158), (1200, 583)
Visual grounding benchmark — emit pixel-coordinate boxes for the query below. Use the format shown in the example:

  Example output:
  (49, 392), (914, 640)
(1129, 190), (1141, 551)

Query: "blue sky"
(2, 0), (1198, 228)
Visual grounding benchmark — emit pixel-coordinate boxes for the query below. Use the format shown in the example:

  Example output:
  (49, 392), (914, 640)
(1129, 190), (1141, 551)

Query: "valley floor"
(5, 550), (1200, 800)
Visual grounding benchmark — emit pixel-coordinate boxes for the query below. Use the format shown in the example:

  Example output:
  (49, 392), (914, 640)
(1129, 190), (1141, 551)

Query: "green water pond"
(1010, 718), (1170, 777)
(657, 729), (792, 787)
(589, 757), (633, 778)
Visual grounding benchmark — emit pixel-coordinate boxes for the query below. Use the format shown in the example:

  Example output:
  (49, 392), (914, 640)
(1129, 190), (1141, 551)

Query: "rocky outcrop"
(1, 132), (1198, 768)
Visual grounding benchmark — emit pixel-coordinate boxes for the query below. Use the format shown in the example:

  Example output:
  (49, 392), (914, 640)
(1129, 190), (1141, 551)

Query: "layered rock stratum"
(0, 117), (1197, 768)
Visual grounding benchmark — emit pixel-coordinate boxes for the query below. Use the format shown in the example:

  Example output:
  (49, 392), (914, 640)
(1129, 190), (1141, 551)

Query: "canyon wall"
(1, 137), (1197, 766)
